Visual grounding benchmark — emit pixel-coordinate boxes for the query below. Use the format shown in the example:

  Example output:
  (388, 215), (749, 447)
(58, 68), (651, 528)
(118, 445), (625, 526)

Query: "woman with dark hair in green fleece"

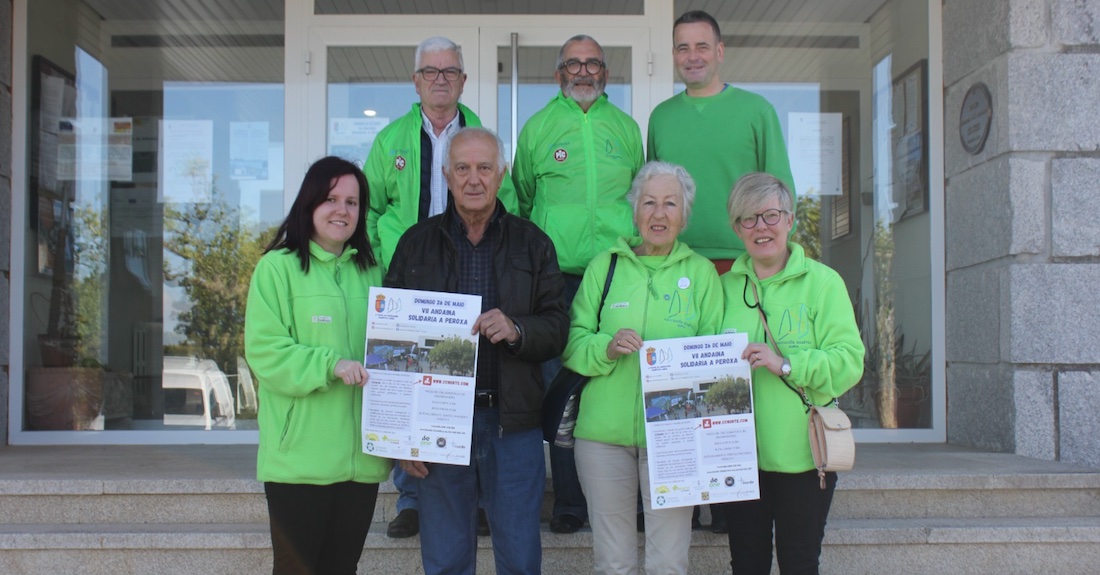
(245, 156), (391, 574)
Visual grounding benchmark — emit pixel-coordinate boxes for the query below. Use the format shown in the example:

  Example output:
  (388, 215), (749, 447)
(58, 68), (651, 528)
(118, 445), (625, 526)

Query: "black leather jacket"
(384, 201), (568, 431)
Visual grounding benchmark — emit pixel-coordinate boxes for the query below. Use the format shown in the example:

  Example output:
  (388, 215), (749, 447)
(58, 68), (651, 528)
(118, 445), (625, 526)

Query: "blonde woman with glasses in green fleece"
(719, 172), (864, 575)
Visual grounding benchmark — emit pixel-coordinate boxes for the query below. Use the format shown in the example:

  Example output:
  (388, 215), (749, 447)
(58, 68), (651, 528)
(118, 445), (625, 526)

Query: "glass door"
(303, 26), (481, 175)
(477, 27), (651, 160)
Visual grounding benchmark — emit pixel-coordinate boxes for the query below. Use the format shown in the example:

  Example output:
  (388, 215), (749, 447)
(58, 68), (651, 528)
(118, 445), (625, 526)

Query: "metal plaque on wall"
(959, 83), (992, 155)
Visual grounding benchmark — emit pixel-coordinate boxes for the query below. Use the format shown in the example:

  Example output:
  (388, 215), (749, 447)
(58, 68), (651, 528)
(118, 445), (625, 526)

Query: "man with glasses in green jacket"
(366, 35), (517, 271)
(512, 33), (644, 535)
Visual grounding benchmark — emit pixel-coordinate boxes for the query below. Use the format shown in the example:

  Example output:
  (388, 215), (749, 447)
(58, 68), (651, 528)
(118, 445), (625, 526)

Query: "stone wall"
(943, 0), (1100, 466)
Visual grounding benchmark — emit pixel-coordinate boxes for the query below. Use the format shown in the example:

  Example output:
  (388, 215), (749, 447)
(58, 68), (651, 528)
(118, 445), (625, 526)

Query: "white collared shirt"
(421, 109), (463, 217)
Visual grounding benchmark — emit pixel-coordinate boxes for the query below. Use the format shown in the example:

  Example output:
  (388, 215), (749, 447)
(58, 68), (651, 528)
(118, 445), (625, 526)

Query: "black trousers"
(721, 470), (837, 575)
(265, 481), (379, 575)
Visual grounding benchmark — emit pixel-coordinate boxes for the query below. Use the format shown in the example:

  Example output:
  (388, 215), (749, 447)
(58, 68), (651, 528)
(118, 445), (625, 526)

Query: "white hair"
(627, 161), (697, 226)
(442, 127), (507, 173)
(415, 36), (464, 72)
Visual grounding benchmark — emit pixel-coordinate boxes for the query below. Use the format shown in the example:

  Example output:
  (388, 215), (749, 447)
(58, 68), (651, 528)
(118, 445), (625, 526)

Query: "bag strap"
(595, 254), (618, 325)
(748, 279), (822, 412)
(560, 254), (617, 401)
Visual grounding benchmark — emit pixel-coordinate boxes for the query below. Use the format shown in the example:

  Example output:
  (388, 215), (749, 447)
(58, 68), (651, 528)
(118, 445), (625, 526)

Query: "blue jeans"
(418, 406), (545, 575)
(392, 465), (418, 512)
(542, 272), (588, 521)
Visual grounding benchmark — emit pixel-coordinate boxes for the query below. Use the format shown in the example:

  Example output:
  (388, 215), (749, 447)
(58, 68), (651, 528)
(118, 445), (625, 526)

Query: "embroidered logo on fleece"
(776, 304), (812, 345)
(662, 287), (698, 330)
(604, 138), (624, 160)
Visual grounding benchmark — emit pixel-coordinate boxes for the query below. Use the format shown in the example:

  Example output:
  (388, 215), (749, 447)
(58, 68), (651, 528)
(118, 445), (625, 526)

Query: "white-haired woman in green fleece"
(563, 161), (723, 575)
(719, 172), (864, 575)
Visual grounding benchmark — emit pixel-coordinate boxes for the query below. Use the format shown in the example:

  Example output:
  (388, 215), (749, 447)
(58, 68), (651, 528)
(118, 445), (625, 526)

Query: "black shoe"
(477, 508), (491, 537)
(691, 505), (703, 530)
(387, 508), (419, 538)
(549, 514), (584, 534)
(710, 514), (727, 534)
(636, 511), (645, 533)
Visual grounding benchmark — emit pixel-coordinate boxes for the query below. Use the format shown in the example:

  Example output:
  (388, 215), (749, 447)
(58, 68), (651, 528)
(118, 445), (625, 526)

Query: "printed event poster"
(641, 333), (760, 509)
(362, 287), (481, 465)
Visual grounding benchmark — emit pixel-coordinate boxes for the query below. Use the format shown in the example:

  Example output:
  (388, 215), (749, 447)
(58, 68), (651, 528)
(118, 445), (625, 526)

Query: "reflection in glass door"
(326, 46), (418, 165)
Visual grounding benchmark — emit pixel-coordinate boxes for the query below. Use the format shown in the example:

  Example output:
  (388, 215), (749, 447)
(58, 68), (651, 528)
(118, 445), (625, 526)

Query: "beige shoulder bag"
(749, 281), (855, 489)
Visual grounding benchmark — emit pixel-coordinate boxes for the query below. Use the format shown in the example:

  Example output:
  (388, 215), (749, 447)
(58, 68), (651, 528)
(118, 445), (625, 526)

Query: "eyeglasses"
(559, 59), (605, 75)
(416, 67), (463, 82)
(737, 209), (789, 229)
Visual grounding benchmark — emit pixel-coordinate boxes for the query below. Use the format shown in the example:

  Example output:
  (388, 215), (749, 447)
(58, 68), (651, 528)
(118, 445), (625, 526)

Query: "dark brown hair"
(674, 10), (722, 43)
(265, 156), (376, 273)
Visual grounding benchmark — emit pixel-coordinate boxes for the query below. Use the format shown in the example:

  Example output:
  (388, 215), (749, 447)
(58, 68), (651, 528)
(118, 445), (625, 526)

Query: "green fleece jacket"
(245, 242), (391, 485)
(512, 92), (644, 275)
(364, 102), (518, 271)
(563, 238), (723, 447)
(647, 87), (795, 261)
(720, 243), (864, 473)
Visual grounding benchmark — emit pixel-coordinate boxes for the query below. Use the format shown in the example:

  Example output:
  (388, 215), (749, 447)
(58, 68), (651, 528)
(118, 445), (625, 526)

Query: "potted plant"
(850, 223), (931, 429)
(26, 200), (128, 430)
(892, 331), (931, 428)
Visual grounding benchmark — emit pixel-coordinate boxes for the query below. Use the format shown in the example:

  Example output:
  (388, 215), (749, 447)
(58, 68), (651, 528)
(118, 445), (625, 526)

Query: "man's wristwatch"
(780, 358), (792, 376)
(507, 321), (523, 348)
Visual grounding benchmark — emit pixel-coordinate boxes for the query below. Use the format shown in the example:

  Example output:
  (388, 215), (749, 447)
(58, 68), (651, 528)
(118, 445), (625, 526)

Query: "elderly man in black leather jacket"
(384, 126), (567, 575)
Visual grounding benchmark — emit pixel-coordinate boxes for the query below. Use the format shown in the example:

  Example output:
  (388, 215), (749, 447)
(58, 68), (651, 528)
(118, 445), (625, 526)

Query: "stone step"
(3, 470), (1098, 525)
(830, 471), (1100, 519)
(3, 444), (1099, 573)
(2, 517), (1099, 575)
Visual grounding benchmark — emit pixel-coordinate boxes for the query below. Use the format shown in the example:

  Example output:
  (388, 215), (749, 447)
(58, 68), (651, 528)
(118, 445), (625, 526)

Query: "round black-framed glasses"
(559, 59), (605, 75)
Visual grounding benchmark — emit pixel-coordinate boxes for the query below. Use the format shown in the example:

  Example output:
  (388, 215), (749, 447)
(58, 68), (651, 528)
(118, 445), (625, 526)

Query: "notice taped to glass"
(640, 333), (760, 509)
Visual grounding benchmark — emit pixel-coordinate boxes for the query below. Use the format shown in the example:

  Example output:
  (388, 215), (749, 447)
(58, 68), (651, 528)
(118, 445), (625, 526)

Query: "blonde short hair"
(727, 172), (794, 229)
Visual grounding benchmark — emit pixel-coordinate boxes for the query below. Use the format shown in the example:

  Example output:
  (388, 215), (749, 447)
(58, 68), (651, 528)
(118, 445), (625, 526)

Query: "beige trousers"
(575, 438), (693, 575)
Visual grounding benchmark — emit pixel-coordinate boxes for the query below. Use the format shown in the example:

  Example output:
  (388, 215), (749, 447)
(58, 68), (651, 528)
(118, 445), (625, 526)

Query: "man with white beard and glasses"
(512, 33), (644, 535)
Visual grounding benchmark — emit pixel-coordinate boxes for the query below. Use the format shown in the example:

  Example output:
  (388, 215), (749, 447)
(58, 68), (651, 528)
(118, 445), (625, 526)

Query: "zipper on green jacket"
(583, 112), (597, 266)
(636, 271), (655, 446)
(335, 259), (358, 479)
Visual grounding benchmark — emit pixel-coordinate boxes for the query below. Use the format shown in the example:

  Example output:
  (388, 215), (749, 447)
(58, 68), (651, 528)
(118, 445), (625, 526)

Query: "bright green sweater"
(364, 103), (518, 271)
(563, 238), (723, 447)
(245, 242), (391, 485)
(647, 87), (795, 260)
(720, 243), (864, 473)
(512, 92), (643, 275)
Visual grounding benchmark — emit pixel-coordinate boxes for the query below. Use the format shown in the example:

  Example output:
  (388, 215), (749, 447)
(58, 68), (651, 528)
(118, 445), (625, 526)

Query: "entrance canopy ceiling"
(82, 0), (886, 23)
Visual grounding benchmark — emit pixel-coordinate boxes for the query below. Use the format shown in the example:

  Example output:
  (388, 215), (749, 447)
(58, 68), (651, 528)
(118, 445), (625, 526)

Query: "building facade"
(1, 0), (1098, 467)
